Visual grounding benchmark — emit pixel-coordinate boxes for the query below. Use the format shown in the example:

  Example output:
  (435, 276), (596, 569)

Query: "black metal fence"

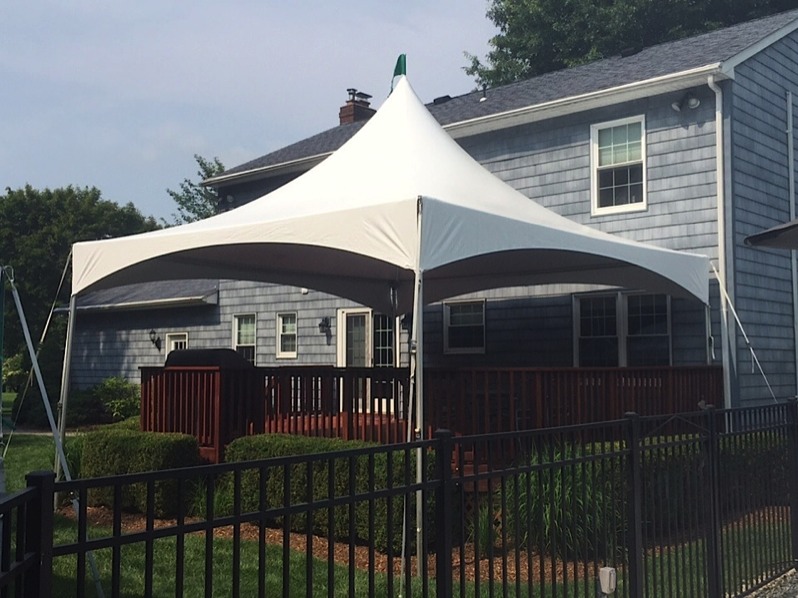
(1, 403), (797, 597)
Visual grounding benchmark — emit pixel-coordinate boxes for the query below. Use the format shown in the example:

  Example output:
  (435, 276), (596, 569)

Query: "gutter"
(205, 64), (728, 188)
(708, 74), (733, 410)
(61, 293), (219, 314)
(445, 64), (726, 139)
(202, 153), (331, 188)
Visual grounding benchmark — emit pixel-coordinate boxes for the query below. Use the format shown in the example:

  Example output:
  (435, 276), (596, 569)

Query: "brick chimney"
(339, 88), (375, 125)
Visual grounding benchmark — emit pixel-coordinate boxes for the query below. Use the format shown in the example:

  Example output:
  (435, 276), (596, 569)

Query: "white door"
(337, 310), (399, 413)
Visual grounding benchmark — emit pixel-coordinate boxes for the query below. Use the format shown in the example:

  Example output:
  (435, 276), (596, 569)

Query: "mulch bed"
(56, 506), (588, 584)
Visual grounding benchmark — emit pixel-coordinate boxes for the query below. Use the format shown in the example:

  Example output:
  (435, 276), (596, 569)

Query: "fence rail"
(141, 364), (723, 462)
(0, 402), (794, 597)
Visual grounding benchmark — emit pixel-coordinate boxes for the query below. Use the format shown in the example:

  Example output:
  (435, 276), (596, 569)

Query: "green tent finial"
(390, 54), (406, 93)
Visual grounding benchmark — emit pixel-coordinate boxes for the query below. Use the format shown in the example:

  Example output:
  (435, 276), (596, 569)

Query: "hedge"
(81, 429), (200, 517)
(222, 434), (431, 553)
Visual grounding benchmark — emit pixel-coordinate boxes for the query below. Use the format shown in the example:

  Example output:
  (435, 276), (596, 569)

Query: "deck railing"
(140, 364), (723, 462)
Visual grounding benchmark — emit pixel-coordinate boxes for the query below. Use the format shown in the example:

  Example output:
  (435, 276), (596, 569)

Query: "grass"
(1, 432), (790, 597)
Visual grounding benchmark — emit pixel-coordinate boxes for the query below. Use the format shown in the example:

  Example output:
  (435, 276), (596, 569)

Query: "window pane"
(579, 338), (619, 367)
(627, 337), (669, 366)
(280, 335), (296, 353)
(446, 302), (485, 351)
(595, 120), (644, 210)
(236, 315), (255, 344)
(280, 313), (296, 334)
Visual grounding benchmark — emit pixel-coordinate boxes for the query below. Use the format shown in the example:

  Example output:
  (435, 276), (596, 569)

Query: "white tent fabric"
(72, 77), (708, 310)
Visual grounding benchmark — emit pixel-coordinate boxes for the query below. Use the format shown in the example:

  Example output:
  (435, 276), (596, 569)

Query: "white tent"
(66, 77), (709, 440)
(72, 77), (708, 310)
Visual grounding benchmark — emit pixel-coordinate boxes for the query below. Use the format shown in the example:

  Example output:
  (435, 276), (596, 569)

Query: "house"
(70, 9), (798, 411)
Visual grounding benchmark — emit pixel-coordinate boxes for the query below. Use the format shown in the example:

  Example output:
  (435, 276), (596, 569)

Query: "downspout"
(787, 91), (798, 395)
(708, 75), (733, 409)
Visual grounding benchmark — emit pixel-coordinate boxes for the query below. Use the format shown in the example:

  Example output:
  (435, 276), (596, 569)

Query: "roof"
(72, 279), (219, 312)
(206, 9), (798, 188)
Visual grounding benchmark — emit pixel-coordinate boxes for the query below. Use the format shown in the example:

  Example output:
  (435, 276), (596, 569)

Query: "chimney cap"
(347, 88), (372, 103)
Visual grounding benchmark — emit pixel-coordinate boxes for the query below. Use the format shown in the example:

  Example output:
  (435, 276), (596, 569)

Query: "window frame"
(165, 332), (189, 354)
(276, 312), (298, 359)
(233, 313), (257, 364)
(590, 115), (647, 216)
(573, 292), (671, 367)
(443, 299), (486, 355)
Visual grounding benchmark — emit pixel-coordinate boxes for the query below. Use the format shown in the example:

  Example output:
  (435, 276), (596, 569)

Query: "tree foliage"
(467, 0), (797, 87)
(166, 154), (225, 225)
(0, 185), (158, 396)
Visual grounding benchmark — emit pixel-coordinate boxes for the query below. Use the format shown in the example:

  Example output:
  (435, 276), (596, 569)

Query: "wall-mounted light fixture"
(149, 329), (162, 351)
(671, 92), (700, 112)
(318, 317), (332, 335)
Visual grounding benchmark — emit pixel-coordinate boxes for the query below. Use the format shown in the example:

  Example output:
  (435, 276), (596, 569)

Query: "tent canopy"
(745, 219), (798, 250)
(72, 77), (709, 311)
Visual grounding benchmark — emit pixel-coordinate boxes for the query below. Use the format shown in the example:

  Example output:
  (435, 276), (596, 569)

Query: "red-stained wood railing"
(140, 365), (723, 462)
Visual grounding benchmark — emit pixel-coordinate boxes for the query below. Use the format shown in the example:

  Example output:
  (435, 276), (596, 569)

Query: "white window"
(574, 293), (670, 367)
(165, 332), (188, 354)
(444, 300), (485, 354)
(233, 314), (256, 364)
(591, 116), (646, 215)
(276, 312), (297, 359)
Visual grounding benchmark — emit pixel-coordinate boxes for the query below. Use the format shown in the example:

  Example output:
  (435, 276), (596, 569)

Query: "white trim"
(276, 312), (298, 359)
(165, 332), (189, 354)
(574, 292), (672, 367)
(206, 67), (728, 189)
(443, 299), (486, 355)
(445, 64), (724, 139)
(590, 115), (647, 217)
(202, 153), (330, 187)
(233, 313), (257, 364)
(720, 18), (798, 77)
(336, 307), (373, 367)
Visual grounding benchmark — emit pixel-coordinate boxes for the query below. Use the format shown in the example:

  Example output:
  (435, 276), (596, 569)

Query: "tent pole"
(54, 294), (76, 485)
(411, 196), (425, 574)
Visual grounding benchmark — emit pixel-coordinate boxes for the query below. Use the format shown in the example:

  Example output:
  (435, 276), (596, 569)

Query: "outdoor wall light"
(318, 317), (332, 335)
(671, 92), (700, 112)
(149, 329), (162, 351)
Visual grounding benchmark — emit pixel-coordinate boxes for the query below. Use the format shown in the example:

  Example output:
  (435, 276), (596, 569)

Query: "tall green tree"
(467, 0), (797, 87)
(0, 185), (158, 402)
(166, 154), (225, 225)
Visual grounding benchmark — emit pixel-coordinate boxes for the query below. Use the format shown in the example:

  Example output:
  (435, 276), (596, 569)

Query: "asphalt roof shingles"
(217, 9), (798, 181)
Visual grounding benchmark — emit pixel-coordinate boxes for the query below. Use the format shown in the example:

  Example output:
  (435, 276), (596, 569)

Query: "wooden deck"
(140, 364), (723, 463)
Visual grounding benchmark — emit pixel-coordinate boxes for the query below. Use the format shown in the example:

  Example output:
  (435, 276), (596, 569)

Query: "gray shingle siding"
(730, 33), (798, 404)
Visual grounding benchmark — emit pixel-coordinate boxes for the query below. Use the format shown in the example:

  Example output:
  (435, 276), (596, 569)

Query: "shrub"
(82, 429), (200, 517)
(93, 377), (140, 422)
(222, 434), (426, 553)
(2, 353), (26, 392)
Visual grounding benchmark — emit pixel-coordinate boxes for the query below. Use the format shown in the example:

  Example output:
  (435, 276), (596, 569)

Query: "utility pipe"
(787, 91), (798, 394)
(708, 75), (733, 409)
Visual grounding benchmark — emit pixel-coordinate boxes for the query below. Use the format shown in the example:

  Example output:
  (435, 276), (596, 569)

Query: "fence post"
(704, 406), (723, 598)
(787, 399), (798, 566)
(624, 412), (645, 598)
(24, 471), (55, 598)
(434, 429), (454, 598)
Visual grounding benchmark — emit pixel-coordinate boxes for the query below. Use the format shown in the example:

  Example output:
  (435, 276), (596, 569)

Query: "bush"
(82, 429), (200, 517)
(2, 353), (26, 392)
(222, 434), (426, 553)
(93, 377), (140, 422)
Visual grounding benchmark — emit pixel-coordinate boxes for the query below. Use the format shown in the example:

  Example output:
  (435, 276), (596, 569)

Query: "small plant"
(466, 500), (501, 559)
(94, 377), (140, 421)
(505, 444), (623, 561)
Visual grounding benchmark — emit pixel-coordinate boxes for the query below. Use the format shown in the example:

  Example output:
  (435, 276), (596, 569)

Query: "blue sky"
(0, 1), (496, 221)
